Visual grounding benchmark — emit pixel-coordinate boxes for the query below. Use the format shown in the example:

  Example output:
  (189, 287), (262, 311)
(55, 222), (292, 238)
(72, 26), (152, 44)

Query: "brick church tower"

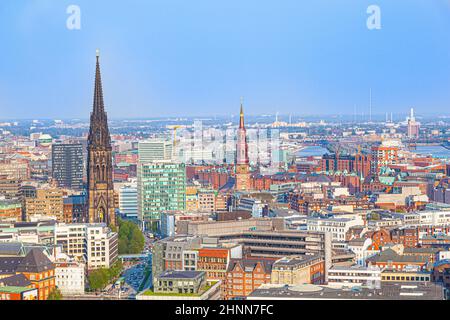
(235, 100), (251, 191)
(86, 50), (116, 227)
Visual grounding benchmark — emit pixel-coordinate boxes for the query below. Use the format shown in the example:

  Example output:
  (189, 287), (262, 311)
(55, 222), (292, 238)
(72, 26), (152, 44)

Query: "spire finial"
(239, 98), (245, 128)
(96, 49), (100, 57)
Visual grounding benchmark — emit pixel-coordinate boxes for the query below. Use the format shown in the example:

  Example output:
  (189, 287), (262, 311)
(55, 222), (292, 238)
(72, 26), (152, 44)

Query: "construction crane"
(167, 125), (182, 157)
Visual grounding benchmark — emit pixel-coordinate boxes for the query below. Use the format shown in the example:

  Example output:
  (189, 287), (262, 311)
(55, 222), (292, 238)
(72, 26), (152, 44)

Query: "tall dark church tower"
(87, 50), (116, 227)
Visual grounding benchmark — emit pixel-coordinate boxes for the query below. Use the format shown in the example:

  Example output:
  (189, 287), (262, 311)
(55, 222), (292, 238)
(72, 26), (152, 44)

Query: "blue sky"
(0, 0), (449, 119)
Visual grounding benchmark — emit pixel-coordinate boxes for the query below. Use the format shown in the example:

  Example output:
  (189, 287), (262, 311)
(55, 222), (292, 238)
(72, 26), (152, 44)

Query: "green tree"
(109, 260), (124, 280)
(117, 219), (145, 254)
(89, 268), (109, 291)
(47, 288), (63, 300)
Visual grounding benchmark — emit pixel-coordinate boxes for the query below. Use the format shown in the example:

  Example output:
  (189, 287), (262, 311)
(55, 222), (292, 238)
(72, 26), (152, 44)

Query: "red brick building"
(197, 247), (233, 297)
(390, 228), (419, 248)
(225, 258), (275, 299)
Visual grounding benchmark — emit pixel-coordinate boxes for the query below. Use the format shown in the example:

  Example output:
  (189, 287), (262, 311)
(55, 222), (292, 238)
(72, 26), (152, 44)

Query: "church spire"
(93, 49), (105, 115)
(239, 97), (245, 129)
(87, 50), (115, 227)
(88, 50), (111, 148)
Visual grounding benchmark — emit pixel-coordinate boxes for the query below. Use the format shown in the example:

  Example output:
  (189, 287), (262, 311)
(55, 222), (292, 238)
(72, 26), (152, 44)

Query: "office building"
(271, 255), (325, 285)
(55, 223), (118, 270)
(25, 188), (64, 222)
(137, 161), (186, 230)
(328, 265), (382, 288)
(138, 139), (173, 162)
(119, 184), (138, 219)
(248, 282), (445, 300)
(51, 143), (84, 190)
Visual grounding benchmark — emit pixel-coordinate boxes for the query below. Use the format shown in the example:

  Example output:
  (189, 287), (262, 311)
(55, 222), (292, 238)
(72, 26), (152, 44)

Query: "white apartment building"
(347, 238), (373, 266)
(55, 259), (85, 295)
(55, 223), (86, 261)
(307, 216), (364, 243)
(85, 224), (119, 270)
(328, 265), (382, 288)
(402, 210), (450, 226)
(367, 218), (403, 228)
(55, 223), (118, 270)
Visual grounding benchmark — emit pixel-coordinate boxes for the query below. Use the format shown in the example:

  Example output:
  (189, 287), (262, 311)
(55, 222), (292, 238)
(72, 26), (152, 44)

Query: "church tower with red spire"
(86, 50), (116, 227)
(235, 100), (251, 191)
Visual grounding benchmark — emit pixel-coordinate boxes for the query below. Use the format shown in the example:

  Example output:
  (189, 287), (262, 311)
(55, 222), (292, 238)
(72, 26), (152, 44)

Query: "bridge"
(119, 253), (151, 261)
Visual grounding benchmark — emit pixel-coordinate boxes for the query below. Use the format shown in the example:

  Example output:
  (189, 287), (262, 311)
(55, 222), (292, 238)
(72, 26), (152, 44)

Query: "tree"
(117, 219), (145, 254)
(109, 260), (124, 280)
(89, 268), (109, 291)
(47, 288), (63, 300)
(129, 230), (145, 254)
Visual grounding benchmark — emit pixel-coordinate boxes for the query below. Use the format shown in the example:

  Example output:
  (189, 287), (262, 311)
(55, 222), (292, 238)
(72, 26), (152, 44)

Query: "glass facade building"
(137, 161), (186, 230)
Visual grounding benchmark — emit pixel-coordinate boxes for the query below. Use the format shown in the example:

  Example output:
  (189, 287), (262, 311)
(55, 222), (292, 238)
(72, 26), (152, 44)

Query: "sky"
(0, 0), (449, 119)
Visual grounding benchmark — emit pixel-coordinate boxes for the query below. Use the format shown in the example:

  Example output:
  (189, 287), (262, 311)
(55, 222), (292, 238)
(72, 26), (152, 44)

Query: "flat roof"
(0, 286), (36, 294)
(158, 270), (204, 279)
(249, 282), (445, 300)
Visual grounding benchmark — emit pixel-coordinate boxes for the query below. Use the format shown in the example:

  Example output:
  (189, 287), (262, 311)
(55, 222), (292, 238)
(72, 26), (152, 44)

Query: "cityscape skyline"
(0, 1), (450, 119)
(2, 1), (450, 304)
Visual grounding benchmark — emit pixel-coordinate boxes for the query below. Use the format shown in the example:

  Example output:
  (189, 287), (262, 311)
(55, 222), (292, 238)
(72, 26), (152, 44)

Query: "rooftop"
(248, 282), (445, 300)
(0, 286), (36, 294)
(157, 270), (204, 279)
(273, 255), (321, 267)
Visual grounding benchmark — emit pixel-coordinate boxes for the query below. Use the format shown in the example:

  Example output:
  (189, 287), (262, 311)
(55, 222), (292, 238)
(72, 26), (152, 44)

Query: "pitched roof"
(0, 273), (31, 287)
(15, 248), (54, 273)
(367, 248), (429, 264)
(198, 248), (229, 259)
(0, 243), (23, 256)
(228, 258), (275, 274)
(0, 257), (23, 275)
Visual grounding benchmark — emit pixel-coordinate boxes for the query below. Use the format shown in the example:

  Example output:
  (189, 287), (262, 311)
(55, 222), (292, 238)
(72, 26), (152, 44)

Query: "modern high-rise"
(119, 184), (138, 219)
(87, 51), (116, 227)
(137, 161), (186, 230)
(52, 143), (84, 190)
(235, 101), (251, 191)
(138, 139), (173, 162)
